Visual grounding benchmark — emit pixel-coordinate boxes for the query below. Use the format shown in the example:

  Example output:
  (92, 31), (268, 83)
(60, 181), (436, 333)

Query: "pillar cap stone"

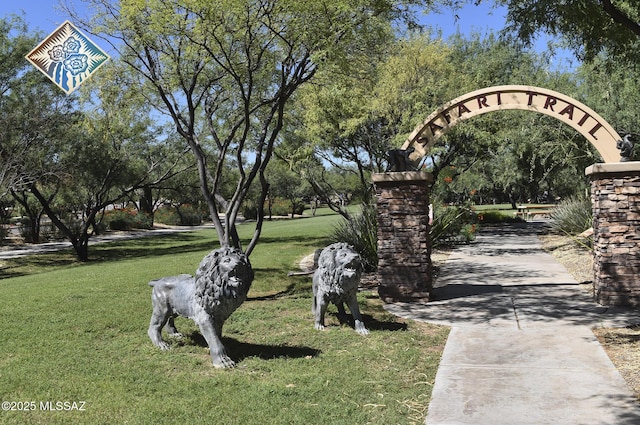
(585, 162), (640, 176)
(372, 171), (433, 183)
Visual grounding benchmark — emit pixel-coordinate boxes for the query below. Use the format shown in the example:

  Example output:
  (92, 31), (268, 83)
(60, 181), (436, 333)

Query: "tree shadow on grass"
(0, 230), (329, 280)
(249, 280), (313, 301)
(0, 252), (79, 280)
(182, 331), (321, 362)
(124, 233), (325, 258)
(91, 232), (215, 261)
(227, 338), (322, 362)
(254, 235), (330, 248)
(328, 312), (408, 332)
(0, 232), (214, 280)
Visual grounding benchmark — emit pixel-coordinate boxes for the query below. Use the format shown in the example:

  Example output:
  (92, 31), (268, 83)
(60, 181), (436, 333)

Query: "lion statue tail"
(312, 291), (317, 315)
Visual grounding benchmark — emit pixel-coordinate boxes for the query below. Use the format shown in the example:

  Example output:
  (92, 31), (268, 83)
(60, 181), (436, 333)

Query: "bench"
(515, 205), (553, 221)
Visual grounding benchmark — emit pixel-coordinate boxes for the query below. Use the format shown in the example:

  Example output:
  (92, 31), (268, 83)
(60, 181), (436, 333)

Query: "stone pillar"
(372, 171), (433, 303)
(586, 163), (640, 306)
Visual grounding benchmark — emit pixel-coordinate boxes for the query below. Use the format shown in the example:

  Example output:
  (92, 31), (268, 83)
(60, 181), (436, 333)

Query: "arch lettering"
(402, 85), (621, 163)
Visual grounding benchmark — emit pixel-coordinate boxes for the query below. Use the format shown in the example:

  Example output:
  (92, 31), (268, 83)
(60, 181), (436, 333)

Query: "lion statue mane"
(312, 242), (368, 335)
(147, 246), (254, 368)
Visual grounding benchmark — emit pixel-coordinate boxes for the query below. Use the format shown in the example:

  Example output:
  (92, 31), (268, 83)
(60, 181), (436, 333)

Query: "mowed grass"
(0, 212), (449, 425)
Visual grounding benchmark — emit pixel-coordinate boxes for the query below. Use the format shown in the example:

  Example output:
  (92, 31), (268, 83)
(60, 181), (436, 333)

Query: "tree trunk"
(139, 185), (155, 226)
(30, 183), (91, 262)
(73, 233), (89, 262)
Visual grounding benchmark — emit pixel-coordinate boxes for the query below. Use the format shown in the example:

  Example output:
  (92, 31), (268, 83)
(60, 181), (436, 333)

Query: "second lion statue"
(147, 246), (254, 368)
(312, 242), (369, 335)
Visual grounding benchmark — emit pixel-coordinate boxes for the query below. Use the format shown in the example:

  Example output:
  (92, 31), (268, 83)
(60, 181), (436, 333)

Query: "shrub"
(241, 201), (259, 220)
(267, 198), (288, 217)
(430, 204), (478, 248)
(240, 198), (306, 220)
(154, 206), (180, 225)
(104, 208), (152, 231)
(175, 204), (203, 226)
(328, 202), (482, 269)
(18, 217), (37, 243)
(267, 197), (305, 217)
(92, 218), (108, 234)
(549, 196), (592, 235)
(329, 203), (378, 272)
(476, 210), (524, 224)
(153, 205), (203, 226)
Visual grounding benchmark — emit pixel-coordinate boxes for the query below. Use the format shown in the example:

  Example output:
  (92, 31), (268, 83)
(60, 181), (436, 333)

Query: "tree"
(0, 16), (81, 242)
(431, 33), (598, 203)
(11, 188), (53, 243)
(69, 0), (427, 256)
(298, 30), (595, 209)
(0, 16), (30, 196)
(28, 63), (184, 261)
(443, 0), (640, 62)
(578, 56), (640, 139)
(5, 77), (77, 242)
(0, 16), (75, 199)
(265, 159), (309, 219)
(288, 33), (455, 216)
(127, 131), (196, 225)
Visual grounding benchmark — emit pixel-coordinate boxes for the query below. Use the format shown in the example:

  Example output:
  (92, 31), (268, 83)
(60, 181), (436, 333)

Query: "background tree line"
(2, 0), (640, 261)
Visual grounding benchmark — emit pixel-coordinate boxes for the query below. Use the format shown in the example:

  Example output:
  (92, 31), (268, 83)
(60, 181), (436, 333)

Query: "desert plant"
(476, 209), (524, 224)
(549, 196), (592, 235)
(153, 205), (180, 225)
(175, 204), (203, 226)
(430, 204), (478, 248)
(240, 200), (259, 220)
(329, 203), (378, 272)
(105, 208), (153, 231)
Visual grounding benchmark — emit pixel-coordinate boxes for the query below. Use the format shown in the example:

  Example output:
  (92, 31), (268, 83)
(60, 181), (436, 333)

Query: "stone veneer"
(372, 172), (432, 302)
(586, 162), (640, 306)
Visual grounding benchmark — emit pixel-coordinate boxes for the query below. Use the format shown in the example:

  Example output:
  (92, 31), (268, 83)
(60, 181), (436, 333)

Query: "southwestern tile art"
(26, 21), (109, 95)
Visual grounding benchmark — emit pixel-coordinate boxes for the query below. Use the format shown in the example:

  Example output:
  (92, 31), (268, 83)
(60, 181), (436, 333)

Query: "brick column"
(586, 163), (640, 306)
(372, 172), (432, 303)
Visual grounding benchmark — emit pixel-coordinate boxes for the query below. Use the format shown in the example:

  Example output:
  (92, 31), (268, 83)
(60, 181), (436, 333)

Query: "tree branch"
(600, 0), (640, 38)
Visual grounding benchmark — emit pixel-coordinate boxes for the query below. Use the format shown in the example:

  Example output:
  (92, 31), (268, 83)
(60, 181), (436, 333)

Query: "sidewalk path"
(385, 223), (640, 425)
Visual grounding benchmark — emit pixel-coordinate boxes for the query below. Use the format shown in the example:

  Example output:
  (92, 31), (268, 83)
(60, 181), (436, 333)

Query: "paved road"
(385, 222), (640, 425)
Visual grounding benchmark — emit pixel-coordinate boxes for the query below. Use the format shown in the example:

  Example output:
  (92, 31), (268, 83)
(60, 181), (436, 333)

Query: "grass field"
(0, 212), (448, 425)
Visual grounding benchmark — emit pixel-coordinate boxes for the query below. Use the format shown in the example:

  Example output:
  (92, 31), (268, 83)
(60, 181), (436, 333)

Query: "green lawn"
(0, 213), (448, 425)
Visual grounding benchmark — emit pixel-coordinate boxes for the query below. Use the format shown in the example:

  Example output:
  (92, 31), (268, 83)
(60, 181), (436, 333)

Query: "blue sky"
(3, 1), (513, 40)
(1, 1), (82, 31)
(421, 2), (507, 38)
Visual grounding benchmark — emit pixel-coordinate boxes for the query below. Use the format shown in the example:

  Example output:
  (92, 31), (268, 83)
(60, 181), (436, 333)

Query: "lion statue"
(385, 147), (415, 172)
(312, 242), (368, 335)
(147, 246), (254, 368)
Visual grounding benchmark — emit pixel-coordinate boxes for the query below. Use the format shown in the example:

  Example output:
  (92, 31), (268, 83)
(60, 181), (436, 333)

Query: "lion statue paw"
(147, 247), (254, 368)
(312, 242), (368, 335)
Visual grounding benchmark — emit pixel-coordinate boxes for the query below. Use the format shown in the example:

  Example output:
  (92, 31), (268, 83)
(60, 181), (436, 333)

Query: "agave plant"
(329, 203), (378, 272)
(549, 196), (593, 236)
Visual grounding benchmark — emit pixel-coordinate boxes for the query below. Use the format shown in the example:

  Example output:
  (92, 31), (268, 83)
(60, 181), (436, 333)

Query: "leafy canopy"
(77, 0), (431, 254)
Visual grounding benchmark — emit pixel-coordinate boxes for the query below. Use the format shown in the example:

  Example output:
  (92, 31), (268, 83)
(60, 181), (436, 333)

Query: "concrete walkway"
(385, 222), (640, 425)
